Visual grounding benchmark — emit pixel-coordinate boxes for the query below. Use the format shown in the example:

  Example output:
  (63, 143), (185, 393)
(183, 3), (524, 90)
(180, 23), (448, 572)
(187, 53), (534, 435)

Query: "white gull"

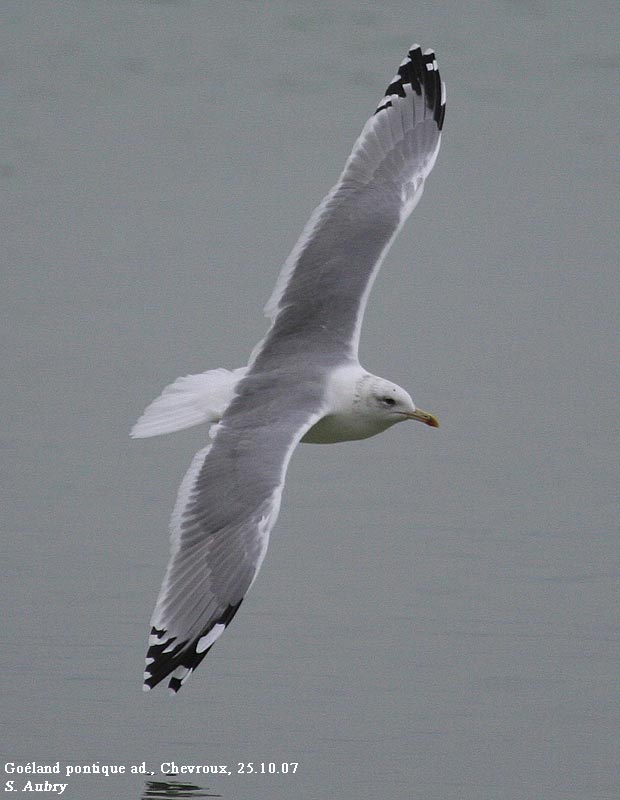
(133, 44), (445, 693)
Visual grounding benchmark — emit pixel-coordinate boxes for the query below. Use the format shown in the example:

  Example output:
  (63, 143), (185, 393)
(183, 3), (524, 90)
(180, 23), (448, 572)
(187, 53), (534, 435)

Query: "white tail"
(130, 367), (246, 438)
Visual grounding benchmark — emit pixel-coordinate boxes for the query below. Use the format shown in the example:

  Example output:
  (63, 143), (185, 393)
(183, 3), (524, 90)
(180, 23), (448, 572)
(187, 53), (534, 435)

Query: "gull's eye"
(382, 397), (396, 406)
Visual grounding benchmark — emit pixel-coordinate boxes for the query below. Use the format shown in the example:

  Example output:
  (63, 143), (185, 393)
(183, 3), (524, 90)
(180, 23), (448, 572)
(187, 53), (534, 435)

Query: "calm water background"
(2, 1), (619, 798)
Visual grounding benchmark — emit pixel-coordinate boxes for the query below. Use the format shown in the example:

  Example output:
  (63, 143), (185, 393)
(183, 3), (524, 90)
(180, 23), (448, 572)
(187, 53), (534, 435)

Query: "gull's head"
(303, 368), (438, 445)
(362, 376), (439, 429)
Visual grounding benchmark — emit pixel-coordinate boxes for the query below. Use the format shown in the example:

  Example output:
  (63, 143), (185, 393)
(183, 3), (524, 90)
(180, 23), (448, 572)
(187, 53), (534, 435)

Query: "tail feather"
(131, 367), (245, 438)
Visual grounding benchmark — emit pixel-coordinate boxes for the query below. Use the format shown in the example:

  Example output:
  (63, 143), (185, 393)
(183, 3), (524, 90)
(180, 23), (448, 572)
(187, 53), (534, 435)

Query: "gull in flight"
(133, 44), (445, 693)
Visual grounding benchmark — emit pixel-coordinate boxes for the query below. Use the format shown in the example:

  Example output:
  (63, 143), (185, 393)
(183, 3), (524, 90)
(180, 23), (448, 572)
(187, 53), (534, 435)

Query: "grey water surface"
(2, 2), (619, 799)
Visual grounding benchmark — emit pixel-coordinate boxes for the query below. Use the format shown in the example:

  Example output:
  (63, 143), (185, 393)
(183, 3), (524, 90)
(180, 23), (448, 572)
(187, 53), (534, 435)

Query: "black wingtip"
(143, 600), (244, 693)
(375, 44), (446, 131)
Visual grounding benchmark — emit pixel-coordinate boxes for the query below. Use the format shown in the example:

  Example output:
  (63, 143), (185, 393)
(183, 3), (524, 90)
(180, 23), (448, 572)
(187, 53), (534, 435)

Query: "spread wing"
(252, 44), (445, 371)
(144, 371), (326, 693)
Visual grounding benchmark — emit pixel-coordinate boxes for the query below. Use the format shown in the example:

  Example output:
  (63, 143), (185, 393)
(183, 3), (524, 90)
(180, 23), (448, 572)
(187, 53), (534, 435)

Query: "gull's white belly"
(301, 412), (393, 444)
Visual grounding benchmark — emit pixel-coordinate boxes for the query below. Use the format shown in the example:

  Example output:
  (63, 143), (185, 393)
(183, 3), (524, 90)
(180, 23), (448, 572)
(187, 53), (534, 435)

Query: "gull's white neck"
(301, 363), (387, 444)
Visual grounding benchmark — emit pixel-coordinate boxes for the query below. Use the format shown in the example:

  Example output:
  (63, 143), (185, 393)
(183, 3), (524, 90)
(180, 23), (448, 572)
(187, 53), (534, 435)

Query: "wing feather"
(255, 45), (445, 368)
(144, 373), (326, 693)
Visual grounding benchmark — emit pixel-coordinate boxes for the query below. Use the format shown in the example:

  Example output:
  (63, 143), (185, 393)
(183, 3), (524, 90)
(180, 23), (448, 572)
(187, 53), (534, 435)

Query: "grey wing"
(253, 45), (445, 370)
(144, 373), (326, 693)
